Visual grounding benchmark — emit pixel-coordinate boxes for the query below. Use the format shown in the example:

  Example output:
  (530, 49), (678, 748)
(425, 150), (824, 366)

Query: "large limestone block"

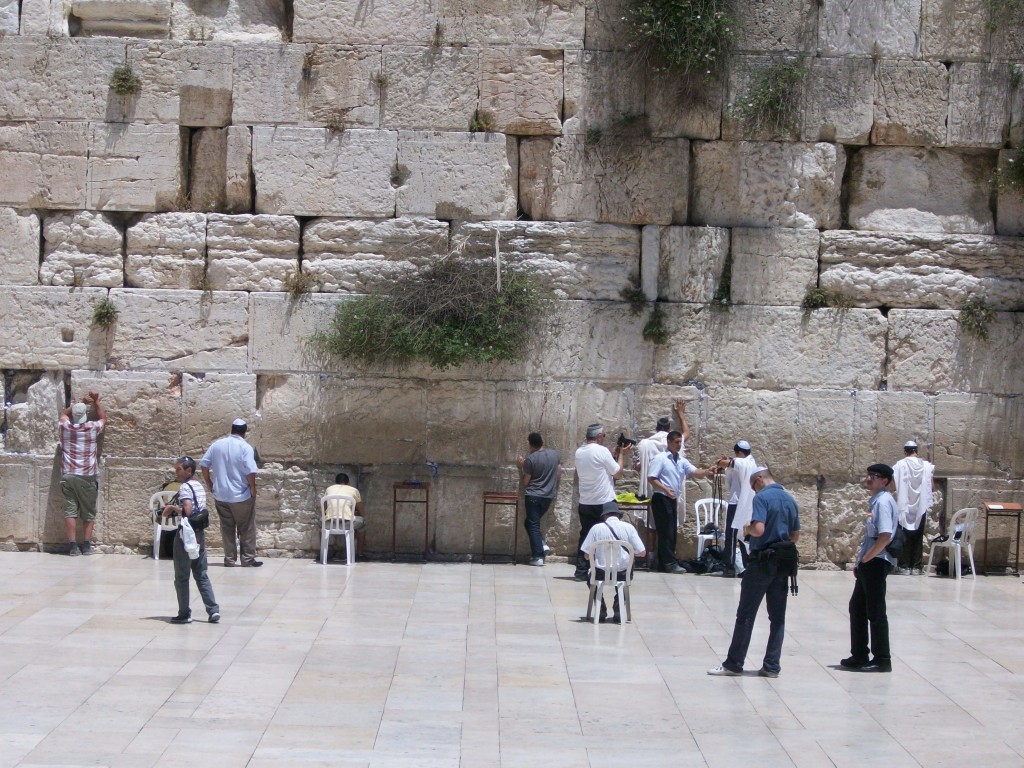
(127, 41), (234, 126)
(562, 49), (645, 137)
(0, 208), (41, 286)
(819, 230), (1024, 310)
(920, 0), (989, 60)
(723, 55), (808, 142)
(72, 0), (170, 37)
(252, 127), (398, 217)
(125, 212), (207, 290)
(232, 44), (304, 125)
(851, 391), (932, 474)
(493, 379), (583, 467)
(887, 309), (1024, 395)
(871, 60), (949, 147)
(0, 122), (89, 209)
(251, 462), (322, 555)
(847, 148), (995, 234)
(381, 46), (479, 132)
(439, 0), (585, 48)
(818, 480), (873, 565)
(0, 38), (124, 122)
(303, 217), (449, 293)
(0, 459), (40, 542)
(5, 373), (63, 455)
(87, 124), (184, 212)
(649, 226), (729, 304)
(818, 0), (922, 57)
(189, 128), (228, 212)
(225, 126), (253, 214)
(100, 459), (174, 551)
(70, 371), (182, 458)
(519, 135), (688, 225)
(425, 381), (507, 465)
(38, 454), (76, 546)
(180, 373), (257, 457)
(19, 0), (69, 36)
(794, 390), (858, 477)
(1013, 79), (1024, 148)
(292, 0), (437, 45)
(0, 0), (18, 34)
(996, 150), (1024, 237)
(0, 287), (108, 369)
(104, 288), (250, 371)
(729, 228), (819, 306)
(40, 211), (124, 288)
(396, 131), (517, 221)
(583, 0), (629, 50)
(948, 63), (1012, 148)
(479, 48), (562, 136)
(933, 394), (1024, 476)
(692, 141), (845, 229)
(206, 214), (300, 292)
(453, 220), (640, 300)
(169, 0), (286, 41)
(946, 476), (1024, 520)
(249, 293), (340, 373)
(990, 6), (1024, 59)
(655, 305), (887, 389)
(802, 56), (873, 144)
(646, 73), (723, 140)
(733, 0), (817, 52)
(704, 389), (799, 477)
(303, 45), (381, 130)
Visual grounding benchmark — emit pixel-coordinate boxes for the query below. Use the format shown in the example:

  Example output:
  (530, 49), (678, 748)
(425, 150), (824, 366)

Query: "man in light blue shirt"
(201, 418), (261, 567)
(647, 431), (713, 573)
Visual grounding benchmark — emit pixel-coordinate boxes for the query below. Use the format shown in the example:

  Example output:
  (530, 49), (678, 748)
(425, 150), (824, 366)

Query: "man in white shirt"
(714, 440), (758, 576)
(201, 418), (261, 567)
(323, 473), (366, 558)
(573, 423), (631, 580)
(893, 440), (935, 575)
(580, 507), (647, 622)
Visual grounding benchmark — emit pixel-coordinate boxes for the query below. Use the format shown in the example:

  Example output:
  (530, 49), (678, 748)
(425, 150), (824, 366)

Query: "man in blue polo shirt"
(647, 431), (714, 574)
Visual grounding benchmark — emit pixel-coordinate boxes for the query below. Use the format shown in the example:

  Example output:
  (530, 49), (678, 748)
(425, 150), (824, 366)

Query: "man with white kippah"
(714, 439), (759, 576)
(892, 440), (934, 575)
(201, 418), (261, 567)
(573, 423), (631, 580)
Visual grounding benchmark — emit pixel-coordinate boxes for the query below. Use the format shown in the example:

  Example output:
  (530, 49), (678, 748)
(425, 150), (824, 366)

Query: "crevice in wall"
(838, 143), (858, 230)
(814, 473), (825, 561)
(878, 312), (890, 391)
(281, 0), (294, 42)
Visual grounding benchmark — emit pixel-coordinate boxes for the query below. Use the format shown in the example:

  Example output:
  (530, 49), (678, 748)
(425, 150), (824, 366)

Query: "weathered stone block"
(704, 388), (799, 477)
(794, 389), (858, 477)
(439, 0), (585, 48)
(887, 309), (1024, 396)
(88, 124), (183, 212)
(479, 48), (562, 136)
(948, 63), (1012, 148)
(733, 0), (817, 52)
(819, 230), (1024, 310)
(0, 38), (124, 122)
(0, 208), (41, 286)
(125, 212), (207, 290)
(803, 56), (873, 144)
(847, 148), (995, 234)
(649, 226), (729, 304)
(646, 73), (723, 140)
(127, 41), (234, 126)
(292, 0), (437, 45)
(5, 373), (63, 455)
(181, 373), (257, 457)
(852, 391), (932, 474)
(252, 127), (398, 217)
(70, 371), (183, 458)
(562, 49), (645, 137)
(871, 60), (949, 147)
(990, 6), (1024, 60)
(37, 453), (71, 546)
(105, 288), (250, 371)
(20, 0), (68, 35)
(0, 287), (108, 369)
(303, 45), (382, 130)
(920, 0), (990, 61)
(583, 0), (629, 50)
(493, 379), (586, 470)
(520, 135), (688, 225)
(723, 55), (807, 142)
(692, 141), (845, 229)
(453, 220), (640, 300)
(996, 150), (1024, 237)
(0, 122), (89, 209)
(933, 394), (1024, 476)
(225, 126), (253, 214)
(100, 459), (175, 551)
(189, 128), (228, 212)
(232, 44), (304, 125)
(0, 0), (18, 34)
(72, 0), (170, 37)
(206, 214), (300, 292)
(818, 0), (922, 57)
(249, 293), (340, 373)
(169, 0), (286, 41)
(303, 217), (449, 293)
(818, 480), (871, 565)
(946, 476), (1024, 521)
(655, 305), (887, 389)
(396, 131), (517, 221)
(381, 46), (479, 132)
(40, 211), (124, 288)
(1012, 79), (1024, 148)
(729, 228), (819, 306)
(0, 459), (40, 542)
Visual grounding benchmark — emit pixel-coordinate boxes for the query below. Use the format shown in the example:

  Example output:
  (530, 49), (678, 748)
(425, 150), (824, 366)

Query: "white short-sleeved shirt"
(200, 434), (258, 503)
(581, 516), (646, 572)
(575, 442), (619, 506)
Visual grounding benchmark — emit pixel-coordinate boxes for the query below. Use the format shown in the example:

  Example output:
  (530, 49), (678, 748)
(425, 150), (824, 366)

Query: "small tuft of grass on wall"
(325, 107), (351, 134)
(284, 267), (316, 298)
(626, 0), (735, 77)
(469, 109), (497, 133)
(801, 285), (853, 310)
(620, 273), (648, 316)
(430, 20), (445, 50)
(642, 304), (670, 345)
(731, 58), (806, 138)
(91, 298), (119, 329)
(110, 64), (142, 96)
(994, 147), (1024, 193)
(959, 296), (995, 341)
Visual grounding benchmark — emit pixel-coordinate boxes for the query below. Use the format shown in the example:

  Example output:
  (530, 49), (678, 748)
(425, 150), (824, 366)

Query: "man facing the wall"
(201, 418), (261, 568)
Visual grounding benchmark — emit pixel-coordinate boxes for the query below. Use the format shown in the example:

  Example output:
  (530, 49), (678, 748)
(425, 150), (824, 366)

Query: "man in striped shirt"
(58, 390), (106, 556)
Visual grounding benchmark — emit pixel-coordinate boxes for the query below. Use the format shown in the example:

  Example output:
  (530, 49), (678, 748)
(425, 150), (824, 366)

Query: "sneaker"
(528, 558), (544, 566)
(81, 540), (93, 556)
(68, 542), (81, 557)
(707, 665), (742, 677)
(758, 667), (779, 678)
(542, 542), (551, 555)
(840, 656), (869, 669)
(898, 567), (911, 576)
(573, 571), (589, 581)
(169, 614), (192, 624)
(208, 612), (220, 624)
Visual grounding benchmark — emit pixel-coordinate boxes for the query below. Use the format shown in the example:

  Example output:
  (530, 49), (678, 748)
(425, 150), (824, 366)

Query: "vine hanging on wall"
(626, 0), (735, 77)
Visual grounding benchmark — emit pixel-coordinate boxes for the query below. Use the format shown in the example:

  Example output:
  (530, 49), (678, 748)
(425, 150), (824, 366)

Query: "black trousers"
(723, 504), (750, 570)
(897, 523), (925, 570)
(650, 492), (679, 571)
(575, 504), (604, 574)
(849, 558), (891, 663)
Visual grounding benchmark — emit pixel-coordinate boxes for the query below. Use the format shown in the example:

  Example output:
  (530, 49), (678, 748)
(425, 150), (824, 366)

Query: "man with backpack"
(580, 506), (647, 622)
(841, 463), (898, 673)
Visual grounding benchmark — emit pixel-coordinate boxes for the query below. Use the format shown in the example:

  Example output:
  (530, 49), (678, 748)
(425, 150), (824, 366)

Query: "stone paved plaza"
(1, 552), (1022, 767)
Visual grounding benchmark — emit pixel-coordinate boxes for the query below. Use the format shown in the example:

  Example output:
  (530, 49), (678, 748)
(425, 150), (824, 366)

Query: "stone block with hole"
(0, 286), (108, 369)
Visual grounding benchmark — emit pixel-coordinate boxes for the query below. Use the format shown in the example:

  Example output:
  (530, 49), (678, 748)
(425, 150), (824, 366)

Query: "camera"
(616, 432), (637, 448)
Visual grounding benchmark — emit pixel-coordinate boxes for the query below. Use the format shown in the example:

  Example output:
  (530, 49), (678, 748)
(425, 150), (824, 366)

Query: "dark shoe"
(710, 568), (736, 578)
(861, 660), (892, 673)
(223, 559), (237, 567)
(663, 564), (687, 574)
(209, 612), (220, 624)
(840, 656), (869, 669)
(573, 571), (589, 581)
(81, 540), (93, 556)
(68, 542), (81, 557)
(242, 560), (263, 568)
(169, 613), (192, 624)
(758, 667), (779, 678)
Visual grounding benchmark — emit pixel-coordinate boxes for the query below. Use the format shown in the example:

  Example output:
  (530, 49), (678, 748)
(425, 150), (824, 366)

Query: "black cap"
(867, 463), (894, 480)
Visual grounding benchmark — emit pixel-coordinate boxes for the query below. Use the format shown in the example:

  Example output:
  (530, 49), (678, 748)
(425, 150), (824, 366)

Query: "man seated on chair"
(324, 473), (366, 558)
(580, 507), (647, 623)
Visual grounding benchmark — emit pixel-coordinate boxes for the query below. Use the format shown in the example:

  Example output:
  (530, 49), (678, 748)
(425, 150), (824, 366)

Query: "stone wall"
(1, 0), (1022, 567)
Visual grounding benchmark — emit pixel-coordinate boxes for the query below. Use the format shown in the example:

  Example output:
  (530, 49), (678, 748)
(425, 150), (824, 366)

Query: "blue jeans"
(524, 495), (553, 559)
(173, 528), (220, 619)
(723, 555), (790, 673)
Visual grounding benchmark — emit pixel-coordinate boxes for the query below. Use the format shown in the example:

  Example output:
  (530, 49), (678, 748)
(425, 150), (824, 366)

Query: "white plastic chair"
(320, 493), (358, 565)
(150, 490), (179, 560)
(926, 507), (978, 580)
(694, 497), (724, 559)
(584, 539), (635, 624)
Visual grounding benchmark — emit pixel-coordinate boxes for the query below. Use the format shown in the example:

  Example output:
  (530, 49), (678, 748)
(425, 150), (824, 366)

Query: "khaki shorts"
(61, 474), (99, 521)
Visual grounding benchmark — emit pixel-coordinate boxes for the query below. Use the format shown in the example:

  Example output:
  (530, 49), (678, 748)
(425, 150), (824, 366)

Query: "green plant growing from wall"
(469, 109), (497, 133)
(109, 64), (142, 96)
(284, 267), (316, 298)
(994, 147), (1024, 193)
(959, 296), (995, 341)
(309, 256), (547, 370)
(325, 107), (351, 134)
(91, 298), (119, 329)
(731, 58), (806, 138)
(801, 285), (853, 310)
(626, 0), (735, 77)
(986, 0), (1024, 31)
(430, 20), (445, 50)
(642, 304), (670, 345)
(620, 273), (648, 315)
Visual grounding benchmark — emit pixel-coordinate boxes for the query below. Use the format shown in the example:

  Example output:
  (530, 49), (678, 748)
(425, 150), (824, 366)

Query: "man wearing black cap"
(841, 463), (898, 673)
(573, 423), (631, 580)
(200, 418), (261, 567)
(893, 440), (934, 575)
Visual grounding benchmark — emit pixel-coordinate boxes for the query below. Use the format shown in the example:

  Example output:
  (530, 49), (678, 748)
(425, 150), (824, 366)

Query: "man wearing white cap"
(58, 391), (106, 556)
(892, 440), (934, 575)
(714, 440), (758, 576)
(201, 418), (261, 567)
(573, 423), (631, 580)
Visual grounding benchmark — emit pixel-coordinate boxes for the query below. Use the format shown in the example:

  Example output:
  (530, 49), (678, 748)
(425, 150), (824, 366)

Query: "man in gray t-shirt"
(517, 432), (562, 565)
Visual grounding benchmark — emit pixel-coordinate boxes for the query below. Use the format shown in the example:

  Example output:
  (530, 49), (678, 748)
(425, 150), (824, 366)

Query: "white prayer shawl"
(636, 431), (669, 498)
(729, 454), (759, 530)
(894, 456), (935, 530)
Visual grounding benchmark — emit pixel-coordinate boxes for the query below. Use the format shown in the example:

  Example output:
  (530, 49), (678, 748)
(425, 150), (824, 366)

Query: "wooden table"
(980, 501), (1022, 576)
(392, 482), (429, 560)
(482, 492), (519, 564)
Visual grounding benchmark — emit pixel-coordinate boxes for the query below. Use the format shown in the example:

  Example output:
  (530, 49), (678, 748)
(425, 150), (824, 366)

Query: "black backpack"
(885, 526), (906, 558)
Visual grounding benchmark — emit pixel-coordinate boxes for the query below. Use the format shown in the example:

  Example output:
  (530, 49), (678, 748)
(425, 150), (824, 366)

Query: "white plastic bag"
(180, 517), (200, 560)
